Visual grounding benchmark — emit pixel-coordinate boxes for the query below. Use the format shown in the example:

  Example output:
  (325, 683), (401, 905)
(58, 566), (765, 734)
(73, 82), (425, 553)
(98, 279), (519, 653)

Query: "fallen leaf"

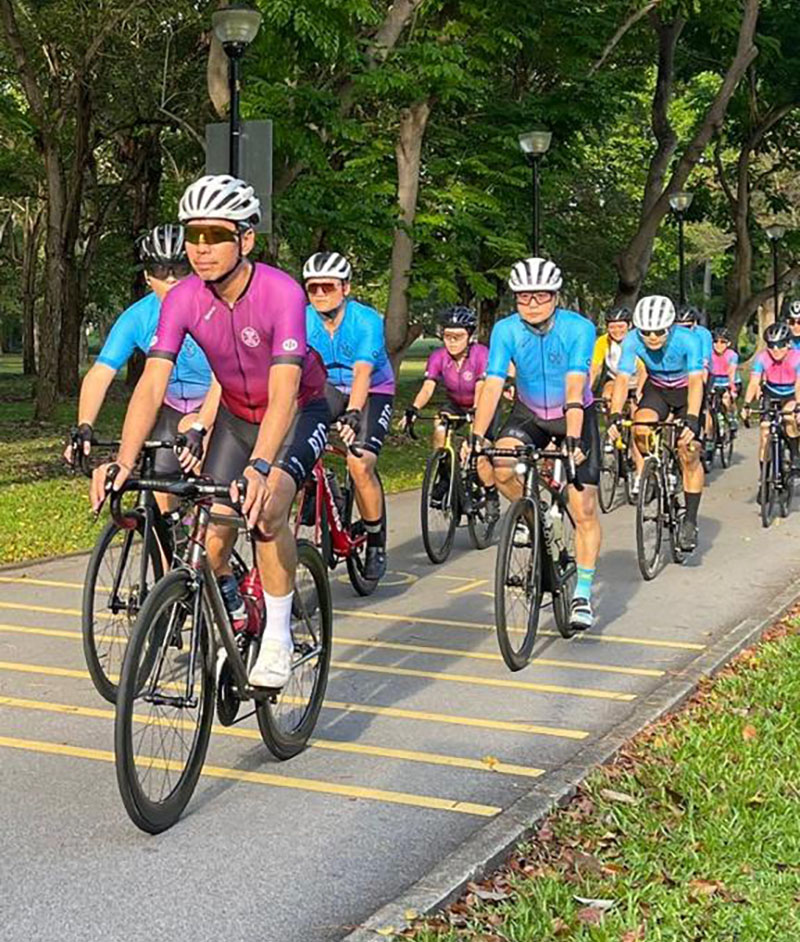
(574, 896), (615, 911)
(403, 909), (418, 922)
(376, 927), (395, 937)
(576, 907), (604, 925)
(600, 788), (638, 805)
(742, 724), (758, 741)
(551, 916), (570, 935)
(621, 926), (646, 941)
(747, 793), (766, 806)
(466, 882), (510, 902)
(572, 852), (605, 876)
(481, 755), (500, 770)
(688, 879), (725, 901)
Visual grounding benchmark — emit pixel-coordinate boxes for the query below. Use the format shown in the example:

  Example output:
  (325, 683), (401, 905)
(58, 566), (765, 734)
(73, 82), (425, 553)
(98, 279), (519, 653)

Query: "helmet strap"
(317, 298), (347, 321)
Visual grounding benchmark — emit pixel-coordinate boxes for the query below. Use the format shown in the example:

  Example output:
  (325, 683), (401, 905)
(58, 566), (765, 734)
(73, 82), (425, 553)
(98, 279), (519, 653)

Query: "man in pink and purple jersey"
(91, 175), (329, 690)
(742, 321), (800, 470)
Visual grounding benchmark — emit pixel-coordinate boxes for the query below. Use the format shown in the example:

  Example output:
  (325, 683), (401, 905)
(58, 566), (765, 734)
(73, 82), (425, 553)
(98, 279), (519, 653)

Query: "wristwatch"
(248, 458), (272, 478)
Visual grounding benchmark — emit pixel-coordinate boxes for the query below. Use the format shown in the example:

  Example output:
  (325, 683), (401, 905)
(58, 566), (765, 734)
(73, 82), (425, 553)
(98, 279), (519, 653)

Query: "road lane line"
(447, 579), (488, 595)
(0, 598), (707, 651)
(0, 734), (501, 816)
(0, 695), (545, 779)
(330, 661), (635, 701)
(0, 658), (589, 738)
(0, 623), (663, 679)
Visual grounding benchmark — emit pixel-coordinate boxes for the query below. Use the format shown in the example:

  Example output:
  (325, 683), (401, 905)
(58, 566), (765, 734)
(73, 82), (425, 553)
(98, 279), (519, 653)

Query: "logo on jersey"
(240, 327), (261, 348)
(204, 305), (217, 321)
(282, 338), (299, 353)
(462, 370), (473, 381)
(149, 335), (158, 348)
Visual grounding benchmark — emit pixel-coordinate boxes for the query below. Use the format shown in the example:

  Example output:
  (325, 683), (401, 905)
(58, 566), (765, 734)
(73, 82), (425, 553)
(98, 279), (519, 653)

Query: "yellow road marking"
(329, 660), (635, 701)
(0, 734), (500, 816)
(447, 579), (488, 595)
(0, 657), (589, 738)
(0, 623), (661, 678)
(0, 582), (706, 650)
(0, 695), (544, 779)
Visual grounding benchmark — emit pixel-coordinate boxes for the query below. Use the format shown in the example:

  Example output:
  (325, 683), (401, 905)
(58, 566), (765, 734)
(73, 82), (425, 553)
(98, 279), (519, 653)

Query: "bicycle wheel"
(82, 516), (164, 703)
(717, 413), (732, 468)
(598, 432), (619, 513)
(760, 455), (776, 528)
(494, 498), (542, 671)
(781, 447), (794, 518)
(667, 458), (688, 564)
(549, 508), (578, 639)
(114, 569), (214, 833)
(344, 471), (386, 595)
(420, 448), (458, 564)
(466, 473), (498, 550)
(636, 458), (663, 580)
(256, 540), (333, 760)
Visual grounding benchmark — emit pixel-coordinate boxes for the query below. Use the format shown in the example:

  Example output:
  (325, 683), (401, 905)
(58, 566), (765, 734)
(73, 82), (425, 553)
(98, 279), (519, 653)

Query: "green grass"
(0, 353), (439, 565)
(402, 617), (800, 942)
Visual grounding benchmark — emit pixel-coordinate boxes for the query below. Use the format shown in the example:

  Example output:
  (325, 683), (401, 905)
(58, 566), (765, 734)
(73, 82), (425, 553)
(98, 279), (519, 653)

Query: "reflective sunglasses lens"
(307, 283), (337, 296)
(185, 226), (238, 244)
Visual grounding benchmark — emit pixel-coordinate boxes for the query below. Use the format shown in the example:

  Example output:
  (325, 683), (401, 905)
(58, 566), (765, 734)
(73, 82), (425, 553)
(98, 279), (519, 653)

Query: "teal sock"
(574, 566), (595, 601)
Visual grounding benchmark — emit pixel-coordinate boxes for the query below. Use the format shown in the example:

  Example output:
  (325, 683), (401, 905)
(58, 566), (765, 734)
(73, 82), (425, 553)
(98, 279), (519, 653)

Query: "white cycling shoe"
(249, 640), (293, 689)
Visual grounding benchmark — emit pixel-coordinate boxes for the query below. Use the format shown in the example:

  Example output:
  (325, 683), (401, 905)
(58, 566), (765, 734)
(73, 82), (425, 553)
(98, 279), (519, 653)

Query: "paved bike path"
(1, 427), (800, 942)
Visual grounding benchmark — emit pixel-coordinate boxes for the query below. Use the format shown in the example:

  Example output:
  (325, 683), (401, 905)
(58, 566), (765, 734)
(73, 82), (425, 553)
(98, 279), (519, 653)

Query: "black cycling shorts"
(150, 404), (187, 476)
(202, 400), (331, 498)
(324, 385), (393, 456)
(497, 400), (600, 487)
(762, 392), (795, 409)
(637, 379), (690, 421)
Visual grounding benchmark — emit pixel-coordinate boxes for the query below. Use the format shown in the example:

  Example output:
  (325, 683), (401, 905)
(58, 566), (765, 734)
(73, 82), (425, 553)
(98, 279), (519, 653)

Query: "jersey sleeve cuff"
(148, 350), (177, 364)
(273, 354), (303, 367)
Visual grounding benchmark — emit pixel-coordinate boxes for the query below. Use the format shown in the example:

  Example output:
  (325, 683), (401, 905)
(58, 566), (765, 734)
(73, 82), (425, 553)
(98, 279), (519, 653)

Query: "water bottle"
(240, 567), (265, 638)
(218, 573), (247, 632)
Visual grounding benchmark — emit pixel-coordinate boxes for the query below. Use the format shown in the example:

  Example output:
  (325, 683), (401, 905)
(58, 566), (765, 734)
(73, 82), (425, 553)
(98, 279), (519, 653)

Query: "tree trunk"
(385, 99), (433, 374)
(726, 261), (800, 340)
(21, 203), (43, 376)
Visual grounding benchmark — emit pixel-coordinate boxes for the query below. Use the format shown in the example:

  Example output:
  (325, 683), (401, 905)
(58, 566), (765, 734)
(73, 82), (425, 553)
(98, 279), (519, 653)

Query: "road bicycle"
(110, 475), (332, 833)
(483, 443), (580, 671)
(749, 399), (796, 528)
(411, 411), (499, 564)
(70, 432), (190, 703)
(705, 387), (736, 470)
(635, 420), (694, 580)
(597, 393), (638, 513)
(293, 434), (386, 596)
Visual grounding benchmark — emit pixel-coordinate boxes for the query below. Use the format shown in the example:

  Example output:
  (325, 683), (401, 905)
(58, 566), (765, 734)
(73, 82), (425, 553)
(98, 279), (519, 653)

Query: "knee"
(348, 456), (376, 486)
(494, 463), (516, 487)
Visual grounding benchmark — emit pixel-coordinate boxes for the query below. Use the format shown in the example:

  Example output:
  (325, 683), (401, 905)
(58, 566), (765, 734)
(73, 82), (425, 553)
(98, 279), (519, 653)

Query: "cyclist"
(741, 321), (800, 471)
(710, 327), (739, 429)
(783, 299), (800, 350)
(607, 295), (704, 550)
(471, 257), (601, 631)
(590, 305), (646, 493)
(90, 174), (330, 690)
(402, 305), (499, 513)
(65, 225), (211, 506)
(303, 250), (393, 581)
(676, 306), (714, 462)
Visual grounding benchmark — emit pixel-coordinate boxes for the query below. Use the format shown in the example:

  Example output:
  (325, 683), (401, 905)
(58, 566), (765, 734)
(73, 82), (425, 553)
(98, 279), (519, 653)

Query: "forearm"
(473, 377), (504, 437)
(347, 363), (372, 413)
(609, 374), (630, 414)
(251, 397), (297, 464)
(412, 380), (436, 411)
(196, 377), (222, 430)
(744, 378), (760, 405)
(687, 375), (703, 416)
(77, 365), (117, 427)
(473, 380), (485, 410)
(564, 375), (586, 438)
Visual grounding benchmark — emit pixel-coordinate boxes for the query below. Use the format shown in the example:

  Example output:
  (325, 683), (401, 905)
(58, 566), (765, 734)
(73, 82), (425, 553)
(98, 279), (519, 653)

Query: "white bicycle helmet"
(633, 295), (676, 331)
(508, 257), (563, 293)
(302, 251), (352, 282)
(178, 174), (261, 226)
(137, 224), (186, 264)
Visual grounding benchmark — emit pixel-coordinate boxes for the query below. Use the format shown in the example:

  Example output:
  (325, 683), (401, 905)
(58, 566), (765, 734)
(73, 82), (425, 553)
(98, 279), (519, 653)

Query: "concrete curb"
(0, 548), (93, 574)
(341, 575), (800, 940)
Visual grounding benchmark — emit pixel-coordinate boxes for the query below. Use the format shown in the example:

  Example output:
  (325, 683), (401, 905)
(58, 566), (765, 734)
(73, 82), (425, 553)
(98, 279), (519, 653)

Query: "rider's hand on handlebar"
(565, 435), (586, 466)
(470, 433), (488, 456)
(177, 425), (206, 473)
(400, 406), (419, 436)
(91, 461), (130, 513)
(679, 414), (700, 446)
(64, 423), (93, 467)
(336, 409), (361, 447)
(606, 413), (622, 443)
(232, 465), (271, 529)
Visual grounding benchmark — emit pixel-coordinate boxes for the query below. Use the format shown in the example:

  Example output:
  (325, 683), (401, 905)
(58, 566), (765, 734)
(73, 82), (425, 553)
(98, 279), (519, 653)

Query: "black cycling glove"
(181, 425), (206, 462)
(338, 409), (361, 434)
(684, 414), (701, 439)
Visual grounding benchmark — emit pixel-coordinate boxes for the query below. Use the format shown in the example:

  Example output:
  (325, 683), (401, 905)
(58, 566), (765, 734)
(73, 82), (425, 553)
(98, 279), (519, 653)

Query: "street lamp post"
(212, 3), (263, 177)
(518, 130), (552, 256)
(669, 190), (694, 308)
(765, 224), (786, 318)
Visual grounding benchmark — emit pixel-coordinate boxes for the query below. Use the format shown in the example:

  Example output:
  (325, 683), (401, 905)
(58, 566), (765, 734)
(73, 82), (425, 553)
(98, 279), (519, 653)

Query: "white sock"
(262, 591), (294, 649)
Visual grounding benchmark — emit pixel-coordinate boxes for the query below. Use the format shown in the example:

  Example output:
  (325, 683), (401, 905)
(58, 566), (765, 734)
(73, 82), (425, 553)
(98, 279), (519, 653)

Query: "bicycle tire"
(636, 458), (663, 580)
(466, 474), (498, 550)
(114, 569), (214, 833)
(781, 446), (794, 518)
(548, 508), (578, 639)
(420, 449), (458, 564)
(598, 432), (619, 513)
(82, 515), (164, 703)
(667, 455), (687, 565)
(256, 540), (333, 760)
(494, 498), (542, 671)
(344, 471), (386, 595)
(718, 412), (733, 469)
(760, 455), (776, 528)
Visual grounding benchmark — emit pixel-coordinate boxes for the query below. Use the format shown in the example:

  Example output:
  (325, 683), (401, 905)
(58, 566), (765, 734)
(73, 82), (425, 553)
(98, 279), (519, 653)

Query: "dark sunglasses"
(767, 341), (789, 350)
(146, 261), (192, 280)
(306, 282), (340, 296)
(788, 316), (800, 324)
(640, 328), (668, 338)
(184, 225), (239, 245)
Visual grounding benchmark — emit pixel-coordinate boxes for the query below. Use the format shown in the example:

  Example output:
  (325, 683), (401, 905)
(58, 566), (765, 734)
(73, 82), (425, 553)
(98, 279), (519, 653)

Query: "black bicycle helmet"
(605, 305), (632, 325)
(137, 224), (186, 264)
(438, 305), (478, 332)
(713, 327), (730, 342)
(764, 321), (791, 345)
(676, 305), (701, 325)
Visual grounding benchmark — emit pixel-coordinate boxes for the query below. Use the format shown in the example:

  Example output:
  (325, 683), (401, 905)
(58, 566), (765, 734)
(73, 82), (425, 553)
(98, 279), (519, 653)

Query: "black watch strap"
(248, 458), (272, 477)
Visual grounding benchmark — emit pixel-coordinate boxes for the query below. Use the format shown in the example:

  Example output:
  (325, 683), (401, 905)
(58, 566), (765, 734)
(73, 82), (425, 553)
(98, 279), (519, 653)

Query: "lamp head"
(669, 191), (694, 214)
(518, 129), (552, 158)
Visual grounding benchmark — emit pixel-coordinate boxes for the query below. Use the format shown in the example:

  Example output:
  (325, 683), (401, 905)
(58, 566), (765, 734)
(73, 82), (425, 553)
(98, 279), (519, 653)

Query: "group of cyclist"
(68, 169), (800, 689)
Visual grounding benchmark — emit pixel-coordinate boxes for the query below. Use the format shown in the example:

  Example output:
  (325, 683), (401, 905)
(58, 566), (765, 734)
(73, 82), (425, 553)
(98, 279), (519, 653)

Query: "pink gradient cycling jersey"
(753, 348), (800, 398)
(150, 263), (326, 423)
(710, 348), (738, 387)
(424, 344), (489, 409)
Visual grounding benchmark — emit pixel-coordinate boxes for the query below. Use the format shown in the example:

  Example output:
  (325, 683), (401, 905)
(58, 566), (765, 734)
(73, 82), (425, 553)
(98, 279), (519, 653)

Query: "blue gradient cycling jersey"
(305, 298), (395, 395)
(97, 292), (211, 413)
(618, 326), (703, 388)
(791, 335), (800, 351)
(486, 308), (595, 420)
(693, 324), (713, 370)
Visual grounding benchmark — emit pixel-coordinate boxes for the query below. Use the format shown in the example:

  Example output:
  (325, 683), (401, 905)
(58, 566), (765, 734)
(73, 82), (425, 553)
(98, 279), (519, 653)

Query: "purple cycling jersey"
(424, 344), (488, 409)
(150, 263), (327, 424)
(753, 348), (800, 398)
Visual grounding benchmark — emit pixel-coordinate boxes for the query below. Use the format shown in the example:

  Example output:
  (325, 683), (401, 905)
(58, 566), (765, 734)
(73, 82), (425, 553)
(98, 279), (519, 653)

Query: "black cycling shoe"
(679, 518), (698, 551)
(429, 475), (450, 510)
(364, 546), (387, 581)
